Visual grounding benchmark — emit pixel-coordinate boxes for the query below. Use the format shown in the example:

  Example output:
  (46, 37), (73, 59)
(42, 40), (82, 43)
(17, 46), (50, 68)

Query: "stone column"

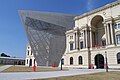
(83, 30), (86, 48)
(85, 29), (88, 48)
(66, 34), (69, 52)
(104, 23), (108, 45)
(110, 22), (115, 44)
(90, 28), (92, 48)
(74, 33), (76, 49)
(76, 31), (79, 50)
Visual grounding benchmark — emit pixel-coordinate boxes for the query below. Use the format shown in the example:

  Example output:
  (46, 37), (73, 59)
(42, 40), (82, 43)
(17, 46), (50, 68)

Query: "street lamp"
(105, 51), (108, 72)
(61, 58), (64, 70)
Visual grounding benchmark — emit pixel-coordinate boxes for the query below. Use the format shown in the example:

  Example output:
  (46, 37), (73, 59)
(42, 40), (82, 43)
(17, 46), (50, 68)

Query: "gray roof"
(0, 57), (25, 60)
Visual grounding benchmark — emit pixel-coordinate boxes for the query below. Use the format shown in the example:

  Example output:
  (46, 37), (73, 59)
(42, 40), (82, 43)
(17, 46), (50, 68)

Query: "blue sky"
(0, 0), (116, 58)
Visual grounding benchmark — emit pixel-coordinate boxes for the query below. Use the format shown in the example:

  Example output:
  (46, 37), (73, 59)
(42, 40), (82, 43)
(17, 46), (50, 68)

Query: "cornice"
(65, 29), (74, 34)
(74, 1), (120, 20)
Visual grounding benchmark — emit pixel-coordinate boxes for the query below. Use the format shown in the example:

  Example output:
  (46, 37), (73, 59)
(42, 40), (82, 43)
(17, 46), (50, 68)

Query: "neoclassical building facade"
(25, 43), (37, 67)
(63, 1), (120, 69)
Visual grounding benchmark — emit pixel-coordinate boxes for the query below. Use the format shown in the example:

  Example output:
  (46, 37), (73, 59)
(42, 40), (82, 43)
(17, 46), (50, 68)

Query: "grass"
(2, 66), (63, 72)
(0, 64), (4, 66)
(34, 71), (120, 80)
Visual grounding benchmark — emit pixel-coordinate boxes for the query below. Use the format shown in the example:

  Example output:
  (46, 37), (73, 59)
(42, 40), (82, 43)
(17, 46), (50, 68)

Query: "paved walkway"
(0, 65), (12, 72)
(0, 69), (106, 80)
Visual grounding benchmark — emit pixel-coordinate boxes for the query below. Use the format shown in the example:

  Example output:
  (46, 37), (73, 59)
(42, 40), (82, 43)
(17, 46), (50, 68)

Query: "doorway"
(95, 54), (104, 69)
(29, 59), (32, 66)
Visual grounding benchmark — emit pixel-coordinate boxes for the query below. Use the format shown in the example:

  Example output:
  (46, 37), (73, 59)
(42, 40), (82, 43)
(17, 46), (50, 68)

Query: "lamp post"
(105, 51), (108, 72)
(61, 59), (63, 70)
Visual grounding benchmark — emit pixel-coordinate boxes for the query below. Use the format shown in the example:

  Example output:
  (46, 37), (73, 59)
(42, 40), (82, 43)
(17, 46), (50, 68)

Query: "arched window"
(70, 57), (73, 65)
(117, 52), (120, 64)
(78, 56), (83, 65)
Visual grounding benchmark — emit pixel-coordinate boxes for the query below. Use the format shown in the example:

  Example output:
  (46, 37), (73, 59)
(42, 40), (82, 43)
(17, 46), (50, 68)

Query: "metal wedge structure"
(19, 10), (76, 66)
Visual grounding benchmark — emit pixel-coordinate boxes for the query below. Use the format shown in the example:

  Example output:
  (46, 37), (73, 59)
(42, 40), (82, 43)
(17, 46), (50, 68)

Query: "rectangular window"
(70, 43), (73, 50)
(79, 32), (83, 37)
(27, 51), (29, 55)
(31, 51), (32, 55)
(114, 24), (117, 29)
(115, 24), (120, 29)
(102, 40), (106, 46)
(116, 35), (120, 44)
(70, 35), (73, 39)
(80, 41), (83, 49)
(27, 59), (28, 64)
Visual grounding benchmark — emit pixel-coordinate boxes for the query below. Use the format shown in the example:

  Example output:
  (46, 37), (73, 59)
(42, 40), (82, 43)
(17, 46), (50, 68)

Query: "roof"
(0, 57), (25, 60)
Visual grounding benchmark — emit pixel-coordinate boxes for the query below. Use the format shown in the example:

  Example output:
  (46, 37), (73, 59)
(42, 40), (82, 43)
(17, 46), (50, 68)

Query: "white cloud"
(87, 0), (94, 11)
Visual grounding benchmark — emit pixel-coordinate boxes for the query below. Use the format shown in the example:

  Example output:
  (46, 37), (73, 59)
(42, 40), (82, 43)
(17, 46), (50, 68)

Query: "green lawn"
(34, 72), (120, 80)
(2, 66), (65, 72)
(0, 64), (4, 66)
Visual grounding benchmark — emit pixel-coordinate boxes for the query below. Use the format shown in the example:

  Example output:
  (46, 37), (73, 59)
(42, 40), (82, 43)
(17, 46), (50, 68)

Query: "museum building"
(63, 1), (120, 69)
(20, 1), (120, 69)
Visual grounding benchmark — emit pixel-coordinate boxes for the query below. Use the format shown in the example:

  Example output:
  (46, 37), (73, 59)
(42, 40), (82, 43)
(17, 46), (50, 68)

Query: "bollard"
(33, 64), (36, 72)
(90, 64), (94, 69)
(104, 64), (106, 69)
(52, 64), (56, 68)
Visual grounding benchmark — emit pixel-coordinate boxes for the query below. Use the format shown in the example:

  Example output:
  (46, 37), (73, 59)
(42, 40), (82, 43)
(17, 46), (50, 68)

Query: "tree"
(1, 53), (10, 57)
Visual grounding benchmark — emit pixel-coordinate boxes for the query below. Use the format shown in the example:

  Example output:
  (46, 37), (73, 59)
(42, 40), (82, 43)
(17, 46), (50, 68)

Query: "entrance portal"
(29, 59), (32, 66)
(95, 54), (104, 69)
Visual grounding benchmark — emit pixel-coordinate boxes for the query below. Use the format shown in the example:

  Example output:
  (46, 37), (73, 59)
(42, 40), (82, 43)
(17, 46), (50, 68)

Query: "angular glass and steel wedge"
(19, 10), (76, 66)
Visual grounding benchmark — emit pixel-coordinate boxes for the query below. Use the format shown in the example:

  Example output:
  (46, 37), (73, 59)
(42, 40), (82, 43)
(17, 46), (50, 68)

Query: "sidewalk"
(0, 69), (105, 80)
(0, 65), (12, 72)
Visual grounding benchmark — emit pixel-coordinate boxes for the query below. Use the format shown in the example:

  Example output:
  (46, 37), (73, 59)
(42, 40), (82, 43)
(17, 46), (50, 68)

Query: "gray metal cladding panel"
(19, 10), (76, 30)
(19, 11), (76, 66)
